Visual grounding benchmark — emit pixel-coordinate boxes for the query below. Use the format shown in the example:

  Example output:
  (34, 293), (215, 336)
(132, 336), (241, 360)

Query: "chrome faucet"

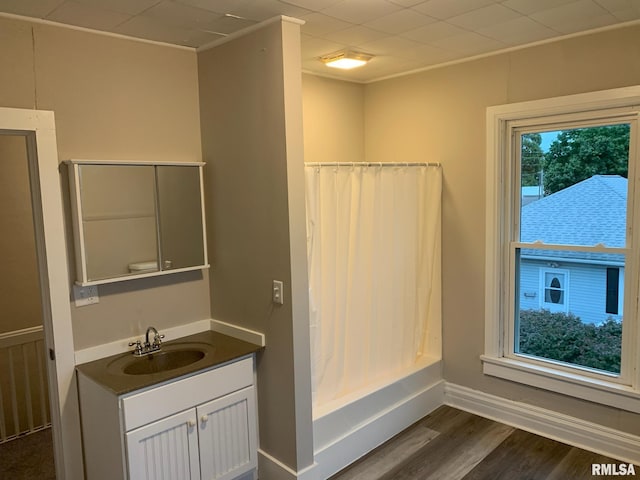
(129, 326), (165, 356)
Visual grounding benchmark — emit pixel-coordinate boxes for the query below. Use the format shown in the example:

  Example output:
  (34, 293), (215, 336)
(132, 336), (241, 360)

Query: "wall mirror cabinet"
(67, 160), (208, 285)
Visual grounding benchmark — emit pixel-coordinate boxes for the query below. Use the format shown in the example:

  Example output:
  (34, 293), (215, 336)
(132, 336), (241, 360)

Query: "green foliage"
(542, 124), (629, 194)
(518, 309), (621, 374)
(521, 133), (544, 186)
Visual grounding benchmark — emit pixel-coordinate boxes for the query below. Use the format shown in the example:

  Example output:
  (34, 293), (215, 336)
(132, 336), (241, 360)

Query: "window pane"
(516, 249), (623, 374)
(520, 125), (630, 248)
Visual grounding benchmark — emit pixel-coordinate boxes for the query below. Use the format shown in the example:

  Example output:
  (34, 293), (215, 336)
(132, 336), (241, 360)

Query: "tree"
(542, 124), (629, 194)
(521, 133), (544, 186)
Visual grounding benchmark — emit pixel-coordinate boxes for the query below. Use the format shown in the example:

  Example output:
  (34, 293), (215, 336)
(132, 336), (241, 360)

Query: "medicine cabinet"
(67, 160), (208, 285)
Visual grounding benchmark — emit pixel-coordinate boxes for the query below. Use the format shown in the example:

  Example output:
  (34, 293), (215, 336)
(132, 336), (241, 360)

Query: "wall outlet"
(73, 285), (99, 307)
(272, 280), (284, 305)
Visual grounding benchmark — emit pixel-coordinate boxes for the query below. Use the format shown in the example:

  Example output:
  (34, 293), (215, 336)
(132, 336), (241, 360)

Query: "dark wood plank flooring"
(330, 406), (636, 480)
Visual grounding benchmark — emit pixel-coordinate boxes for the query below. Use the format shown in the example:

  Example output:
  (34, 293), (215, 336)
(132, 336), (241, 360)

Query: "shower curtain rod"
(305, 162), (441, 167)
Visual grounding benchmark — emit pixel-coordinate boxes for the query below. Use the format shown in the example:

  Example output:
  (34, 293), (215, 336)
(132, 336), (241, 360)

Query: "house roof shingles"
(520, 175), (627, 264)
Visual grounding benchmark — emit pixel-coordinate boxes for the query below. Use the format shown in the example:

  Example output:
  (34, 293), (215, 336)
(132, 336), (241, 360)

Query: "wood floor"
(330, 406), (634, 480)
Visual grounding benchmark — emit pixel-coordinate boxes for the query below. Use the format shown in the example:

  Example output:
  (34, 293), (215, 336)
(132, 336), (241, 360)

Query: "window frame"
(483, 86), (640, 413)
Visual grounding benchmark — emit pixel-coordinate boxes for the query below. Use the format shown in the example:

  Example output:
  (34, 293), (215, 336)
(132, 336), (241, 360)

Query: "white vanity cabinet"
(78, 355), (258, 480)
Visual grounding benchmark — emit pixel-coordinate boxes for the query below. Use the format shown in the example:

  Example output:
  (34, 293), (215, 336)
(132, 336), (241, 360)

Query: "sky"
(539, 131), (559, 152)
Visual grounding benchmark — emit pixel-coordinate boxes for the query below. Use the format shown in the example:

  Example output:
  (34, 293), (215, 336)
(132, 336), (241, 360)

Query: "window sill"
(481, 355), (640, 414)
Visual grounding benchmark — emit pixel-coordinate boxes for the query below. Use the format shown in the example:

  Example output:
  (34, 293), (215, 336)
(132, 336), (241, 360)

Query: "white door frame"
(0, 107), (83, 479)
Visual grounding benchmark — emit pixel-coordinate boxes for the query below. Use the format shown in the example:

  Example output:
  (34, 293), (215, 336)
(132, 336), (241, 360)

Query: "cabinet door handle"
(187, 419), (196, 428)
(200, 414), (209, 424)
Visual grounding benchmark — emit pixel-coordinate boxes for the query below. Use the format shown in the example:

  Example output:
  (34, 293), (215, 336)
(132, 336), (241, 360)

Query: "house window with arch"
(540, 269), (568, 312)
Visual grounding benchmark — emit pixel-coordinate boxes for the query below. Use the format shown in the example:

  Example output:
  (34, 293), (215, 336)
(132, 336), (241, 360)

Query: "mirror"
(68, 161), (208, 285)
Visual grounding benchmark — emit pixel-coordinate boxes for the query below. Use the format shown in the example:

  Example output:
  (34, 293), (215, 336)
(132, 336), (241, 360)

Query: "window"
(484, 87), (640, 412)
(540, 269), (568, 312)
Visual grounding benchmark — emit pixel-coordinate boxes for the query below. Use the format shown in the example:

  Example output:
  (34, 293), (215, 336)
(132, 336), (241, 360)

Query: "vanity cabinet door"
(126, 408), (201, 480)
(197, 386), (258, 480)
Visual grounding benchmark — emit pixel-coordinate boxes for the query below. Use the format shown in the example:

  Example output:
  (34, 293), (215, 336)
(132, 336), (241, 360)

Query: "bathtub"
(311, 356), (444, 479)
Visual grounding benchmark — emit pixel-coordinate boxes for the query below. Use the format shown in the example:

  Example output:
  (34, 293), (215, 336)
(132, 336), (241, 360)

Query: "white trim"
(258, 450), (317, 480)
(74, 319), (211, 364)
(66, 159), (205, 166)
(445, 383), (640, 465)
(482, 355), (640, 413)
(197, 15), (305, 53)
(0, 12), (194, 51)
(210, 319), (266, 347)
(75, 318), (264, 364)
(0, 107), (82, 479)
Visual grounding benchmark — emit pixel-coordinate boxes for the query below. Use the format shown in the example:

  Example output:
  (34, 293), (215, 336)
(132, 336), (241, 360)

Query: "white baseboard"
(258, 450), (317, 480)
(444, 382), (640, 465)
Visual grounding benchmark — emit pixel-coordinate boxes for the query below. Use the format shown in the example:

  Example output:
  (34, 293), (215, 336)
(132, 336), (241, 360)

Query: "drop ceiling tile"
(502, 0), (576, 15)
(388, 0), (425, 7)
(114, 14), (214, 45)
(46, 1), (130, 30)
(230, 0), (312, 21)
(476, 15), (558, 45)
(531, 0), (616, 34)
(72, 0), (160, 16)
(141, 1), (222, 30)
(364, 8), (437, 34)
(322, 25), (388, 45)
(400, 20), (466, 43)
(447, 4), (522, 30)
(594, 0), (640, 20)
(280, 0), (343, 11)
(321, 0), (403, 24)
(0, 0), (65, 18)
(204, 15), (256, 34)
(429, 30), (505, 55)
(299, 12), (354, 36)
(174, 0), (250, 15)
(411, 0), (498, 20)
(358, 34), (423, 56)
(300, 33), (343, 58)
(399, 42), (459, 63)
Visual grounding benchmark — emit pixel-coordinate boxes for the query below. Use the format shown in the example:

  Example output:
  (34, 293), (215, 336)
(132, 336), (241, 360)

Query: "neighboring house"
(522, 185), (544, 206)
(519, 175), (626, 325)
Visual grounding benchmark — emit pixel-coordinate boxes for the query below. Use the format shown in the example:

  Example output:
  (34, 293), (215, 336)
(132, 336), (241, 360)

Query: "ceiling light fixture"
(319, 50), (373, 70)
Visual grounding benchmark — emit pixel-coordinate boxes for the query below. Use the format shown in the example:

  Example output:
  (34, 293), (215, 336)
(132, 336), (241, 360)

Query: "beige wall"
(363, 25), (640, 435)
(302, 75), (365, 164)
(198, 19), (313, 473)
(0, 15), (209, 350)
(0, 135), (42, 333)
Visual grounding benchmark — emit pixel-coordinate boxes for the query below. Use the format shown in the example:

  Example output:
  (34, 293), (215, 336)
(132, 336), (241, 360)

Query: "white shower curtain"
(305, 164), (442, 408)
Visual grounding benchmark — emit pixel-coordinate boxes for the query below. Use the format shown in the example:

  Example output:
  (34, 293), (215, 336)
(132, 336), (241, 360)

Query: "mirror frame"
(66, 160), (209, 285)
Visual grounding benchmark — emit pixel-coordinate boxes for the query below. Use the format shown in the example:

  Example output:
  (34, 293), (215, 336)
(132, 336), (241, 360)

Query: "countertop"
(76, 330), (263, 396)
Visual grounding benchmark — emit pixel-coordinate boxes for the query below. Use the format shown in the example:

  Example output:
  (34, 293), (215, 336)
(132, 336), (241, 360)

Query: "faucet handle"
(152, 333), (165, 347)
(128, 340), (143, 355)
